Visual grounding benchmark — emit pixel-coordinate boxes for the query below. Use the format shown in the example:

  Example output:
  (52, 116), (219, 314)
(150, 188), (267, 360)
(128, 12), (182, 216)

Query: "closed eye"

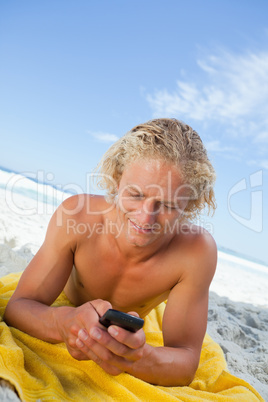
(127, 191), (144, 199)
(162, 202), (177, 210)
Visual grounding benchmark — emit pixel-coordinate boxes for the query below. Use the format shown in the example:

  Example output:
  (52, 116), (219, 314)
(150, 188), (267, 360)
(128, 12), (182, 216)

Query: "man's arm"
(128, 231), (217, 385)
(4, 196), (108, 341)
(4, 196), (78, 341)
(76, 231), (217, 386)
(4, 195), (125, 371)
(4, 195), (144, 375)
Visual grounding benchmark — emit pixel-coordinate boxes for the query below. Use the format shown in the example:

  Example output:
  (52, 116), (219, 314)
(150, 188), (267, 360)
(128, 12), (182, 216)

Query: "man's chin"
(127, 238), (155, 248)
(124, 230), (158, 248)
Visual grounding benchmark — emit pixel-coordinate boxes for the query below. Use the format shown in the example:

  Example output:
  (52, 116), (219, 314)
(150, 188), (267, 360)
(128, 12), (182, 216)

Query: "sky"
(0, 0), (268, 264)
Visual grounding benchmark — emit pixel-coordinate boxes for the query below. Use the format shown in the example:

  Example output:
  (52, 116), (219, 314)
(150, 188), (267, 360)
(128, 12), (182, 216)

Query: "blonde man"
(5, 118), (217, 386)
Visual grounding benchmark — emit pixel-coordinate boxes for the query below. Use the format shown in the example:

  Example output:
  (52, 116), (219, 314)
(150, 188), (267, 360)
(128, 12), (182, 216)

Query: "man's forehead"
(124, 181), (187, 195)
(119, 159), (186, 195)
(122, 159), (182, 181)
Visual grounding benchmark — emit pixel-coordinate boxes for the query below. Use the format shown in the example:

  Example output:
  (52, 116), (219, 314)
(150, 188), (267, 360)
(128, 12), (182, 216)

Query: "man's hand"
(77, 317), (147, 375)
(56, 300), (146, 376)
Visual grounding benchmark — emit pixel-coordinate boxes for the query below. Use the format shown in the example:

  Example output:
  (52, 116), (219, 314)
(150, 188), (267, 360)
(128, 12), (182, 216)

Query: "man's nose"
(139, 199), (160, 224)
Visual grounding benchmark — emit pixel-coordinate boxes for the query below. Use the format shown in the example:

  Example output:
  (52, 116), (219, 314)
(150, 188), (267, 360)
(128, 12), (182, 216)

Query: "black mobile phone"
(99, 309), (144, 333)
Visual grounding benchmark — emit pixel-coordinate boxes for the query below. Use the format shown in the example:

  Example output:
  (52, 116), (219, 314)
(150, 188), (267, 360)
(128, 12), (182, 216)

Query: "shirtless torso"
(5, 159), (217, 386)
(65, 212), (173, 316)
(64, 196), (203, 318)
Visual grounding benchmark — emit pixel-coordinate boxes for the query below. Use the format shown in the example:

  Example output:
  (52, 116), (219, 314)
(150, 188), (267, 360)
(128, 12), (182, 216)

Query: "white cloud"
(146, 49), (268, 168)
(260, 160), (268, 169)
(254, 130), (268, 143)
(146, 49), (268, 134)
(89, 131), (119, 143)
(205, 140), (235, 153)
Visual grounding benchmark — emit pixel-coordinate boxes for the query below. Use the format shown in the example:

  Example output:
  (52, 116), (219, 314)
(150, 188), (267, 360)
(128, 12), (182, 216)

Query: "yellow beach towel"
(0, 273), (264, 401)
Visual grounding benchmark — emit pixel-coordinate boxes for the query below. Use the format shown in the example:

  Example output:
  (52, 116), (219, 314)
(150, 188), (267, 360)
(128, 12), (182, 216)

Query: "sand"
(0, 187), (267, 400)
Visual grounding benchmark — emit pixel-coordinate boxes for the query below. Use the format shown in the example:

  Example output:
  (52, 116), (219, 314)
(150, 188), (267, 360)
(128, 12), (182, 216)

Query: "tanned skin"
(4, 159), (217, 386)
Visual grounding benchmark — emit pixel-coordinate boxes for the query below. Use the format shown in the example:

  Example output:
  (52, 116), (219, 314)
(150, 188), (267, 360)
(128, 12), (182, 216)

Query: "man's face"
(116, 159), (188, 247)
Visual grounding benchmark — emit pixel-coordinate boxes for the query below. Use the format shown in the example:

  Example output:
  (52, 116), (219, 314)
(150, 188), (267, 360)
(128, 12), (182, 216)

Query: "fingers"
(75, 324), (145, 366)
(108, 325), (146, 351)
(75, 328), (126, 374)
(127, 311), (140, 317)
(89, 299), (112, 318)
(86, 325), (146, 363)
(62, 300), (110, 360)
(64, 301), (145, 375)
(73, 338), (123, 376)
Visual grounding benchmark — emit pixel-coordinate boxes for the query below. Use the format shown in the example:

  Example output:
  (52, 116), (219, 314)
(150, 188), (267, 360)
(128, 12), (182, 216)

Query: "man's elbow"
(178, 367), (197, 387)
(168, 364), (197, 387)
(157, 352), (199, 387)
(178, 351), (199, 386)
(4, 303), (13, 325)
(4, 299), (19, 326)
(154, 367), (197, 387)
(177, 346), (201, 386)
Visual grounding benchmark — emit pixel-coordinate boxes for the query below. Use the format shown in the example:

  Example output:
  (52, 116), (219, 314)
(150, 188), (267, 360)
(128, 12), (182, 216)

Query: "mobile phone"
(99, 309), (144, 332)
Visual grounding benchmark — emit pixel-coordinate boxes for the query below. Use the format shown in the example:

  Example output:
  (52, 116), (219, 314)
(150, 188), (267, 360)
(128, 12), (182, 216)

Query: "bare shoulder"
(57, 193), (112, 217)
(53, 194), (114, 224)
(45, 194), (115, 246)
(172, 223), (217, 285)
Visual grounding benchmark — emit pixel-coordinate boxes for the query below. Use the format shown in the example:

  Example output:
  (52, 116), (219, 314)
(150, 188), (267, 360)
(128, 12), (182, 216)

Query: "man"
(4, 118), (217, 386)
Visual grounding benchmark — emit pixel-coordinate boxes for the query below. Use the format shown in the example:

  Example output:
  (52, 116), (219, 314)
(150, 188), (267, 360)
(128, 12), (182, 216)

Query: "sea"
(0, 166), (267, 307)
(0, 166), (73, 208)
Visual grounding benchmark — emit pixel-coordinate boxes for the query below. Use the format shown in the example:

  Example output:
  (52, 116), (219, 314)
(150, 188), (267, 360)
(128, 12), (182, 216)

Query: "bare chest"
(64, 245), (178, 317)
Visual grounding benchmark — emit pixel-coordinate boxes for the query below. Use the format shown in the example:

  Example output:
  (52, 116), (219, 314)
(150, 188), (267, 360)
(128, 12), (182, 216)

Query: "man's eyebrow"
(126, 185), (143, 192)
(125, 184), (179, 204)
(127, 186), (176, 205)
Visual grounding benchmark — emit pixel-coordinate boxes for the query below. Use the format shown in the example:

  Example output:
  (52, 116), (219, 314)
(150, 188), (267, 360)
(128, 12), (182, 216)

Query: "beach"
(0, 171), (267, 401)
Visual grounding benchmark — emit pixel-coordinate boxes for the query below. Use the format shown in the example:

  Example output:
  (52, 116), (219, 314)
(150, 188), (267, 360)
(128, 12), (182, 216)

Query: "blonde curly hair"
(95, 118), (216, 220)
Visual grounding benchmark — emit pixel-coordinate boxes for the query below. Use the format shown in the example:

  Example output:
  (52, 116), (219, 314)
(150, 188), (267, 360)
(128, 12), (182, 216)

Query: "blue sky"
(0, 0), (268, 264)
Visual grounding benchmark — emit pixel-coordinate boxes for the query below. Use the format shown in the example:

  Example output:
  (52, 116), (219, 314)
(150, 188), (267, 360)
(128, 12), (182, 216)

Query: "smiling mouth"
(129, 220), (153, 233)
